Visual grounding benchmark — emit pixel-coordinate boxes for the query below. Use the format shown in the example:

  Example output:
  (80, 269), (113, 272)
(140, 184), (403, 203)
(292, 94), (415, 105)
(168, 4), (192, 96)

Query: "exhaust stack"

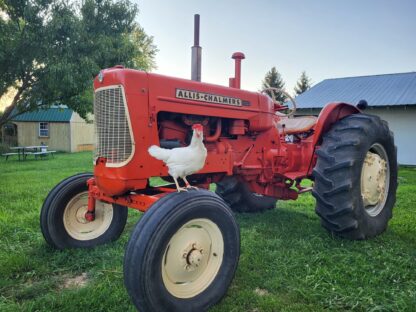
(191, 14), (202, 81)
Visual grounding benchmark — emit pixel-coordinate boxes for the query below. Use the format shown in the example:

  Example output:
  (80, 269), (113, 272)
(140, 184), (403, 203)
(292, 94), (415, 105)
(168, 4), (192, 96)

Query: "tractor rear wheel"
(216, 177), (277, 213)
(124, 190), (240, 312)
(312, 114), (397, 240)
(40, 173), (128, 249)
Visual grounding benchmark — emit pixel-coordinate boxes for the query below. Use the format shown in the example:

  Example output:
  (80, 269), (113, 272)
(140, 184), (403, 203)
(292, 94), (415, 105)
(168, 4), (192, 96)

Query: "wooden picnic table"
(9, 145), (49, 161)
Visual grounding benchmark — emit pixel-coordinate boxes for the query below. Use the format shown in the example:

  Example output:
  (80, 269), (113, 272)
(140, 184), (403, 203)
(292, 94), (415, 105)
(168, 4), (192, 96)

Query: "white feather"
(148, 145), (172, 161)
(148, 129), (207, 179)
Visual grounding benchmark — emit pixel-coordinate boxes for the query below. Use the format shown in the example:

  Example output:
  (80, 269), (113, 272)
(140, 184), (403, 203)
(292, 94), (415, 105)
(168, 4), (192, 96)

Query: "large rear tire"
(124, 190), (240, 312)
(312, 114), (397, 240)
(216, 177), (277, 213)
(40, 173), (128, 249)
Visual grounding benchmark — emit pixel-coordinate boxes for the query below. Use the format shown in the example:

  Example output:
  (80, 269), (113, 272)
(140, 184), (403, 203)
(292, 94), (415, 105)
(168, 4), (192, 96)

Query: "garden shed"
(294, 72), (416, 165)
(8, 105), (94, 152)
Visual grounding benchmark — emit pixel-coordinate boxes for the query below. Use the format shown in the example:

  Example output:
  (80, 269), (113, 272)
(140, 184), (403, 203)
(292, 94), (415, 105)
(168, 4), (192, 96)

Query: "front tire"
(312, 114), (397, 240)
(216, 177), (277, 213)
(40, 173), (128, 249)
(124, 190), (240, 312)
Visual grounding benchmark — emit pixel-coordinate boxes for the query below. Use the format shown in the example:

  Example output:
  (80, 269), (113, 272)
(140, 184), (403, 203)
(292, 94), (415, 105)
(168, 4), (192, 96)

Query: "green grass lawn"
(0, 152), (415, 311)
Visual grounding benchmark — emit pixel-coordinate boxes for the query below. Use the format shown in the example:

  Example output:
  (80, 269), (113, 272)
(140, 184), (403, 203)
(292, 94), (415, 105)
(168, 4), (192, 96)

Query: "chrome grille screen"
(94, 86), (133, 166)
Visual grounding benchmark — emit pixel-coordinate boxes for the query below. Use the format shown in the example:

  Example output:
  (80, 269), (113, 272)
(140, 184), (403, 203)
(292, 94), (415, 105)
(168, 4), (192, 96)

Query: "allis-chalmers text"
(176, 89), (243, 106)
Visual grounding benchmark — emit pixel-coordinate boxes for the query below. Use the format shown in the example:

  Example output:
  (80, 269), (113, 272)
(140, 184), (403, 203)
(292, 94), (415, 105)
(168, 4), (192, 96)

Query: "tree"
(0, 0), (157, 126)
(261, 67), (287, 103)
(294, 71), (312, 95)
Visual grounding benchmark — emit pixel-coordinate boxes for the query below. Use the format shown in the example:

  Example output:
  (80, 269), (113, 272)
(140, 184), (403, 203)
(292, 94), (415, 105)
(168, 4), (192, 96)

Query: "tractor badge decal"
(176, 88), (249, 106)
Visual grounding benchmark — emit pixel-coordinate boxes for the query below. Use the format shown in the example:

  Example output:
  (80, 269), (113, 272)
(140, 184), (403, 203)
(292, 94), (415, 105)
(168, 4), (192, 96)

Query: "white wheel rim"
(360, 143), (390, 217)
(63, 191), (114, 240)
(161, 218), (224, 298)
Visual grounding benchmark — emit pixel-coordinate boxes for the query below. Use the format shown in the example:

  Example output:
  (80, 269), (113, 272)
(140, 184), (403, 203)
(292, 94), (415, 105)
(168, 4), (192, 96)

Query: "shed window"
(39, 122), (49, 137)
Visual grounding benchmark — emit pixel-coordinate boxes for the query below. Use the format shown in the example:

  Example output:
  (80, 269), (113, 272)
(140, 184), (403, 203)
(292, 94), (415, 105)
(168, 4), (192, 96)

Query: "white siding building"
(294, 72), (416, 165)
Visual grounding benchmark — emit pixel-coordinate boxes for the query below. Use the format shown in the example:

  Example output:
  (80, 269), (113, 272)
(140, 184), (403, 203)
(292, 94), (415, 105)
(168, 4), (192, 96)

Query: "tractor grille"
(94, 86), (133, 166)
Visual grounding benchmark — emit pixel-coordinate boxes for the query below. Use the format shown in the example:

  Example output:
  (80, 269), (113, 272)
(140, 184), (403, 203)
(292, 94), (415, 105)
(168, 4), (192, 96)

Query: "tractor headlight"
(98, 71), (104, 83)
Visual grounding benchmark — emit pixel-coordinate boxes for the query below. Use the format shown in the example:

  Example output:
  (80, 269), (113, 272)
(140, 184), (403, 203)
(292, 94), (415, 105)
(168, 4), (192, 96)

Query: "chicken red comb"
(192, 124), (203, 131)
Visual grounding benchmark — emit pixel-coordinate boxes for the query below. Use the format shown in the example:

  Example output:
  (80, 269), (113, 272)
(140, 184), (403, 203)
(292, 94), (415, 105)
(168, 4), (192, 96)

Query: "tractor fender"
(313, 102), (361, 146)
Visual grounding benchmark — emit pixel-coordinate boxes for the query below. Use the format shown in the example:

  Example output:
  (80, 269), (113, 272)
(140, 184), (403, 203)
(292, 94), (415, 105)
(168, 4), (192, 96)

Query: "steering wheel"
(261, 87), (297, 117)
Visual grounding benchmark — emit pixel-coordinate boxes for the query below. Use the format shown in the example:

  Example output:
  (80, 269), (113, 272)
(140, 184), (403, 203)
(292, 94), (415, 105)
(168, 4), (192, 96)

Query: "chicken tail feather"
(148, 145), (172, 161)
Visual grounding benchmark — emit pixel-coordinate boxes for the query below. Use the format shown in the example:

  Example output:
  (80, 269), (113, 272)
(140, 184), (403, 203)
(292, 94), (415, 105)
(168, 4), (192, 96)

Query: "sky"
(138, 0), (416, 93)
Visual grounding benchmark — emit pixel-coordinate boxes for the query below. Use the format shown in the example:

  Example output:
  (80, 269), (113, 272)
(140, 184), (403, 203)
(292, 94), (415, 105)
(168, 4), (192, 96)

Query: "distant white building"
(294, 72), (416, 165)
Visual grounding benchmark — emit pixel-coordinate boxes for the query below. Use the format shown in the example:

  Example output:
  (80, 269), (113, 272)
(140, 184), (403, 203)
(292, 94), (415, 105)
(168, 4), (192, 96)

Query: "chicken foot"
(183, 177), (199, 190)
(173, 177), (188, 192)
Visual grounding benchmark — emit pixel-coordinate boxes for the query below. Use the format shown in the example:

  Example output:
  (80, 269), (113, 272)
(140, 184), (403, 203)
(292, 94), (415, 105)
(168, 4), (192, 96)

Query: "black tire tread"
(40, 173), (94, 247)
(124, 190), (240, 312)
(40, 173), (128, 249)
(216, 177), (277, 213)
(312, 113), (398, 240)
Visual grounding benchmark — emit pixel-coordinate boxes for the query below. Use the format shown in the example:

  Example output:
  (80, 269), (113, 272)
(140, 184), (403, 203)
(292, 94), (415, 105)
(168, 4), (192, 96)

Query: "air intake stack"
(229, 52), (245, 89)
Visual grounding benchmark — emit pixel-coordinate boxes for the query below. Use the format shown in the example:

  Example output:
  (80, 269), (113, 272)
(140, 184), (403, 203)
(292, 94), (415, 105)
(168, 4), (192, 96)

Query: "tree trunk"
(0, 84), (26, 127)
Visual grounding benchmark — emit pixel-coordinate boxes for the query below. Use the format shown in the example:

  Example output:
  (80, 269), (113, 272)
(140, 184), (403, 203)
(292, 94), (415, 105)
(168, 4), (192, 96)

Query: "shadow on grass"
(213, 205), (416, 311)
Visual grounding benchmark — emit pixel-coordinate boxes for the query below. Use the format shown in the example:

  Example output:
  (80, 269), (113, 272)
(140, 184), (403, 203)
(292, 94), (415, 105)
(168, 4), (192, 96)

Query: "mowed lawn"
(0, 152), (415, 312)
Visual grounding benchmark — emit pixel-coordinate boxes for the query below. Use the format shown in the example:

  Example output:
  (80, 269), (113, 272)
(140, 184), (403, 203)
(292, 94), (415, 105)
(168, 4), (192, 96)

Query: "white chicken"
(148, 124), (207, 192)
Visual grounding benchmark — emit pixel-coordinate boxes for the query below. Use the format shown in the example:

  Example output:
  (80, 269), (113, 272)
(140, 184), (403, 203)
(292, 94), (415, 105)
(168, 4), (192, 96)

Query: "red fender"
(313, 102), (361, 146)
(305, 102), (361, 175)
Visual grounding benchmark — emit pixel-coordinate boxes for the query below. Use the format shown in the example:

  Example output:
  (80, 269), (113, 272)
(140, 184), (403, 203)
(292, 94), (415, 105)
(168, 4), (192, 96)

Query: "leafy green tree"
(261, 67), (287, 103)
(294, 71), (312, 95)
(0, 0), (157, 126)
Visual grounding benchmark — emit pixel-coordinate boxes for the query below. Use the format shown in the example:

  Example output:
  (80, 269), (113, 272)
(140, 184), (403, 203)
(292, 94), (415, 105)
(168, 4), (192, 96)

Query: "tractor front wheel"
(124, 190), (240, 312)
(40, 173), (128, 249)
(312, 114), (397, 240)
(216, 177), (277, 213)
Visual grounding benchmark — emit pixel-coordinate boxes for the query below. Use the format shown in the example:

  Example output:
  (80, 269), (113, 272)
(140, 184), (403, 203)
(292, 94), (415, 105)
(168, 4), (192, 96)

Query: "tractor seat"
(275, 116), (317, 134)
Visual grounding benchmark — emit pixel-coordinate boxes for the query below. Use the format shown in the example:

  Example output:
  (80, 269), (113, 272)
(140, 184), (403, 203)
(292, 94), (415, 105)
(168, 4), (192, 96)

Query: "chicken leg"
(183, 176), (198, 190)
(173, 177), (188, 192)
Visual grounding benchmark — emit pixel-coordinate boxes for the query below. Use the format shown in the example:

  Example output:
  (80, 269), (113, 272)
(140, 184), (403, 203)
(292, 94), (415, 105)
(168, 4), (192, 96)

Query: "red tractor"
(40, 16), (397, 311)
